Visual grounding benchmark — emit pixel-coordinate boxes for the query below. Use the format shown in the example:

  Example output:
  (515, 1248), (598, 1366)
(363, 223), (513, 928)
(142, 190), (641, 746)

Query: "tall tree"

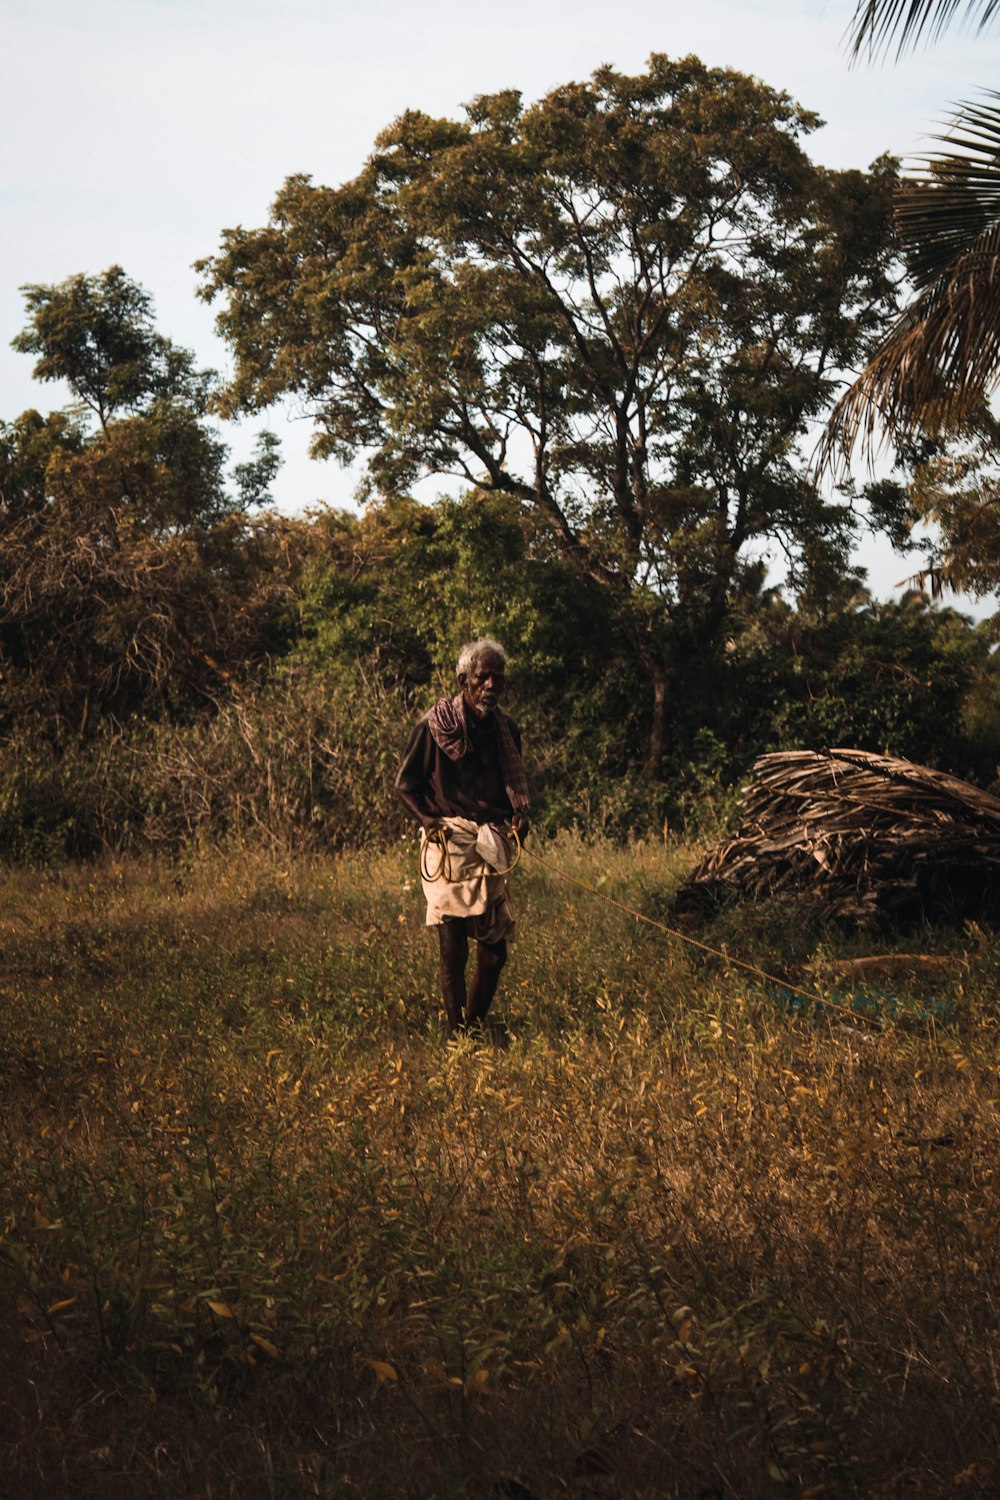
(1, 270), (286, 734)
(13, 266), (213, 436)
(198, 55), (897, 776)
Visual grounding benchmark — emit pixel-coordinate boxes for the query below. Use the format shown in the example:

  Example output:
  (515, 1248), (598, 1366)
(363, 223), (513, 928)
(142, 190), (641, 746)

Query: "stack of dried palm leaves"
(676, 749), (1000, 926)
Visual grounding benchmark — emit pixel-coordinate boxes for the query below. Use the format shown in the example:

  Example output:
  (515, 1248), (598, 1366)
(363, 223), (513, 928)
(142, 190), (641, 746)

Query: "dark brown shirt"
(395, 707), (522, 825)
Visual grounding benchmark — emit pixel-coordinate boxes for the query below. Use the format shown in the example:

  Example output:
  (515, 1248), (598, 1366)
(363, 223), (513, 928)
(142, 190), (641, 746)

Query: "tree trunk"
(642, 664), (669, 781)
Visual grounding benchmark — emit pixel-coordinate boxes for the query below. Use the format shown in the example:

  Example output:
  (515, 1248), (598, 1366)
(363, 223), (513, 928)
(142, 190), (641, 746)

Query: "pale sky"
(4, 0), (1000, 605)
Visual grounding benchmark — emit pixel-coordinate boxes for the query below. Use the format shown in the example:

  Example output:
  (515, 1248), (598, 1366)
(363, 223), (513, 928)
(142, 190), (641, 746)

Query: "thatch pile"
(676, 749), (1000, 926)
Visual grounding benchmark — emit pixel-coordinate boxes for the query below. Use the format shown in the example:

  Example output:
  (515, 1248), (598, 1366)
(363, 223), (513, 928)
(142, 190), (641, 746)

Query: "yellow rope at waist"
(419, 824), (522, 884)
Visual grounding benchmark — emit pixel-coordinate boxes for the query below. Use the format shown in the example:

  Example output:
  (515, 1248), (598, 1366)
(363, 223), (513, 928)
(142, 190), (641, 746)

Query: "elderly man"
(396, 638), (530, 1035)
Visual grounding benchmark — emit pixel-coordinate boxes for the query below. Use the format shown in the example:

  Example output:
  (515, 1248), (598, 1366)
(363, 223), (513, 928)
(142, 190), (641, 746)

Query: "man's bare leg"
(466, 938), (507, 1028)
(437, 918), (469, 1034)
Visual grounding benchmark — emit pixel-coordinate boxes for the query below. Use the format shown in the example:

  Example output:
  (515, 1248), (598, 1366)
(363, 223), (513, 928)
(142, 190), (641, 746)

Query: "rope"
(522, 845), (888, 1025)
(491, 825), (522, 876)
(420, 824), (522, 884)
(420, 827), (452, 884)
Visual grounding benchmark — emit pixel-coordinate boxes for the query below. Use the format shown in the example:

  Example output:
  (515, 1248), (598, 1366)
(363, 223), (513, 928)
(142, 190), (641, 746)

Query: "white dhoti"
(421, 817), (517, 943)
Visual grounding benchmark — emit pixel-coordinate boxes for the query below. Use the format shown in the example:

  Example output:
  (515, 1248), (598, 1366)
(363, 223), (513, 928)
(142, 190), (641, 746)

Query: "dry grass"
(1, 836), (998, 1498)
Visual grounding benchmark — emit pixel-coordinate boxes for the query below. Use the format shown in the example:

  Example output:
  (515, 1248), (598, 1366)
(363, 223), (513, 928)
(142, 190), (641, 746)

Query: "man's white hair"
(456, 637), (508, 679)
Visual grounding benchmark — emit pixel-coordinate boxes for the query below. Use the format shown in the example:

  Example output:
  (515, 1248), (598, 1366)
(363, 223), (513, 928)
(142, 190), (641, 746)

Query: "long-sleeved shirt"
(395, 707), (523, 826)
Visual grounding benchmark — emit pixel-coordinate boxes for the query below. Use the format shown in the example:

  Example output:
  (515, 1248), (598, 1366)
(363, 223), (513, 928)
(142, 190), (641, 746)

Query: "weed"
(0, 838), (997, 1496)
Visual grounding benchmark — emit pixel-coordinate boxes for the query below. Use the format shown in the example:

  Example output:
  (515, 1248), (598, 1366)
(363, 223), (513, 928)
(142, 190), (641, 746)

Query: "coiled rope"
(419, 824), (522, 884)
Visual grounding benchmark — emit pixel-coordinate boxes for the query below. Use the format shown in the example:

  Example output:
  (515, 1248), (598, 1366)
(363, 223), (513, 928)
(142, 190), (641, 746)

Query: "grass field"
(1, 835), (998, 1498)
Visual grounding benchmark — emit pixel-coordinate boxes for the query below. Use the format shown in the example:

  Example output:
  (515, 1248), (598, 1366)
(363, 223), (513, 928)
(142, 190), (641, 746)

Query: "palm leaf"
(848, 0), (1000, 61)
(899, 95), (1000, 286)
(821, 94), (1000, 467)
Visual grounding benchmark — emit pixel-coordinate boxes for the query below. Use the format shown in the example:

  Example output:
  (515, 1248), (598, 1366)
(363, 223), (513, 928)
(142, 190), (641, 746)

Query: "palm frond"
(898, 94), (1000, 286)
(821, 94), (1000, 469)
(848, 0), (1000, 61)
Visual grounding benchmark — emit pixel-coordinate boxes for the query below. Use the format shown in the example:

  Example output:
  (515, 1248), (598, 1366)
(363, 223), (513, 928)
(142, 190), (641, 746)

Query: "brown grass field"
(1, 836), (998, 1498)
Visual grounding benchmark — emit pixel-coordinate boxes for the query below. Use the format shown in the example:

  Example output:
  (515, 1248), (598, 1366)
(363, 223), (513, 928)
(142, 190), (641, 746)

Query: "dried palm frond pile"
(676, 749), (1000, 926)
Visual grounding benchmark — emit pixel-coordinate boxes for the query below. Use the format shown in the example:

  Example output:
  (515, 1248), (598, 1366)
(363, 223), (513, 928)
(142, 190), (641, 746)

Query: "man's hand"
(398, 786), (439, 832)
(511, 812), (530, 842)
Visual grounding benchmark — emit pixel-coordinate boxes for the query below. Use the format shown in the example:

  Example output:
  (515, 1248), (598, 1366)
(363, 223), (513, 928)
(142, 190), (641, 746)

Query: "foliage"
(2, 475), (997, 858)
(1, 270), (291, 735)
(1, 843), (998, 1496)
(829, 3), (1000, 471)
(0, 659), (412, 861)
(12, 265), (214, 432)
(295, 492), (649, 821)
(2, 266), (996, 856)
(893, 409), (1000, 599)
(199, 54), (898, 774)
(848, 0), (1000, 63)
(825, 95), (1000, 462)
(729, 587), (997, 780)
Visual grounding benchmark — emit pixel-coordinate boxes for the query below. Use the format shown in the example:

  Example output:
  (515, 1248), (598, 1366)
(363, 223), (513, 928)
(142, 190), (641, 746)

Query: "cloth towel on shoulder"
(420, 816), (517, 943)
(425, 693), (530, 813)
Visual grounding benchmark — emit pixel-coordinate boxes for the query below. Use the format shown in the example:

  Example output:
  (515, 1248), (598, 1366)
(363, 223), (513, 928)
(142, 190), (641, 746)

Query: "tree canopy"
(1, 269), (288, 737)
(13, 266), (214, 435)
(199, 54), (898, 775)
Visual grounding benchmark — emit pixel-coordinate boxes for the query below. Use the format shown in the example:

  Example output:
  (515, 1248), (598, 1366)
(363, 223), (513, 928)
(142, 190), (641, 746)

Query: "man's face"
(461, 651), (506, 718)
